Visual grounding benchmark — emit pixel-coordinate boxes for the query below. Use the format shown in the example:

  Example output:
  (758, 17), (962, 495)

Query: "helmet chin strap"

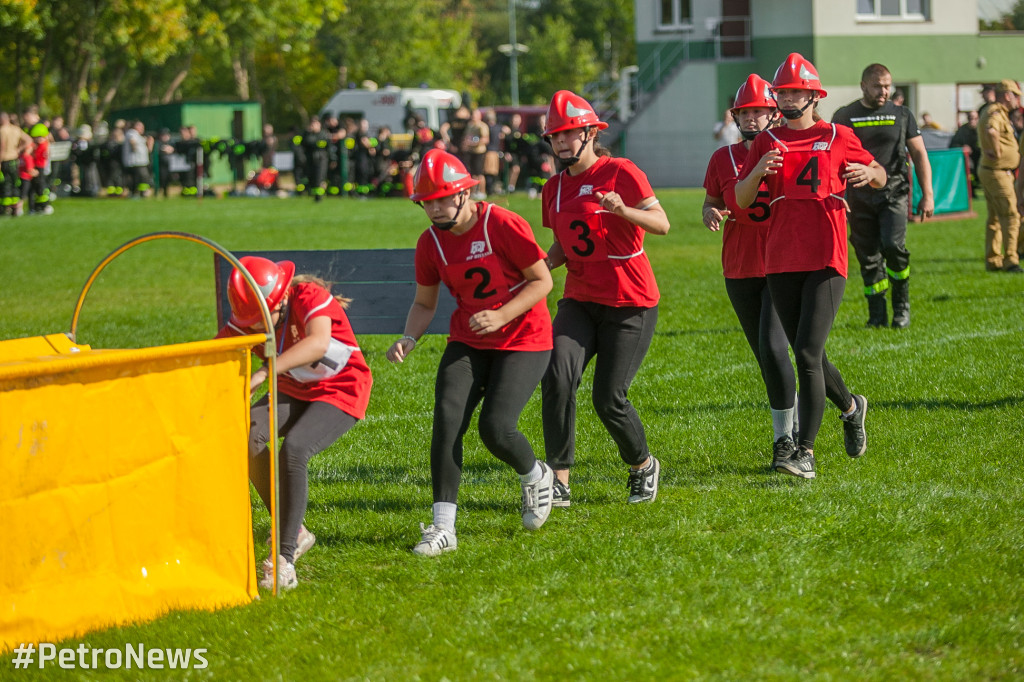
(739, 111), (780, 140)
(554, 128), (593, 171)
(431, 191), (468, 231)
(779, 98), (816, 120)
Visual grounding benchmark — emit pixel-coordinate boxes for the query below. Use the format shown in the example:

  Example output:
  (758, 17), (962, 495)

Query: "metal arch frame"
(68, 230), (285, 596)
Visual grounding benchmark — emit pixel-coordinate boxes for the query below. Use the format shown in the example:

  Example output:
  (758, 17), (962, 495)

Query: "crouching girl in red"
(735, 53), (885, 479)
(387, 148), (554, 556)
(218, 257), (372, 587)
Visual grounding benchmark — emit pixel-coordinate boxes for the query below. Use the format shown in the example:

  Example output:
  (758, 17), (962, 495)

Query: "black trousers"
(431, 342), (550, 503)
(1, 160), (17, 211)
(848, 190), (911, 292)
(248, 393), (357, 562)
(542, 298), (657, 469)
(724, 277), (796, 410)
(766, 268), (854, 450)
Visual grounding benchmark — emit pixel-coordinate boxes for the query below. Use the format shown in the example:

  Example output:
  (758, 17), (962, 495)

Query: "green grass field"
(2, 191), (1023, 680)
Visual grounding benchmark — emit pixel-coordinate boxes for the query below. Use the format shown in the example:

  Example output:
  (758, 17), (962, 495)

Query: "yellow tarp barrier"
(0, 335), (263, 652)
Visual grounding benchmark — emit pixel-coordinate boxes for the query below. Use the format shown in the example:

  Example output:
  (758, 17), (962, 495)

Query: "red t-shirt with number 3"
(415, 202), (552, 351)
(541, 155), (660, 307)
(739, 120), (875, 278)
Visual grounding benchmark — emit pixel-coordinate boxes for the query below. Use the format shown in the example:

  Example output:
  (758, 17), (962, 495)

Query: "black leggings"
(249, 394), (357, 562)
(766, 268), (854, 450)
(724, 277), (795, 410)
(431, 342), (550, 503)
(542, 299), (658, 468)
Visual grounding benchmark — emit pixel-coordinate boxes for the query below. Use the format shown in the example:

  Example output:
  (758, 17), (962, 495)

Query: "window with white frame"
(856, 0), (929, 21)
(658, 0), (693, 29)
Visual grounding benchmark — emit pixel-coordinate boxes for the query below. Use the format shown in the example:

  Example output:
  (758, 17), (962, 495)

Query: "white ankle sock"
(519, 461), (544, 484)
(771, 407), (796, 440)
(432, 502), (457, 532)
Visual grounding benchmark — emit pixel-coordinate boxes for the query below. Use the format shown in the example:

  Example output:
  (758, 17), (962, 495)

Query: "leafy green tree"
(517, 15), (600, 104)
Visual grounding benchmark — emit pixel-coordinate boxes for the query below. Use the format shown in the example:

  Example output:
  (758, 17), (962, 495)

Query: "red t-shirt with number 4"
(541, 155), (660, 307)
(703, 142), (771, 279)
(739, 120), (875, 278)
(415, 202), (552, 351)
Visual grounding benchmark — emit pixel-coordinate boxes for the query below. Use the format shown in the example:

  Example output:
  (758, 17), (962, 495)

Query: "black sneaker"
(551, 478), (571, 508)
(772, 436), (797, 470)
(841, 394), (868, 457)
(776, 446), (816, 479)
(627, 456), (660, 503)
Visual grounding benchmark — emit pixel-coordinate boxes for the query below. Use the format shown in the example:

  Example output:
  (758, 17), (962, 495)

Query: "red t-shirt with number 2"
(739, 120), (875, 278)
(415, 202), (552, 351)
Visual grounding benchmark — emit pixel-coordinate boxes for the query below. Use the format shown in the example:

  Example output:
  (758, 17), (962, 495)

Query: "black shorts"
(466, 152), (485, 177)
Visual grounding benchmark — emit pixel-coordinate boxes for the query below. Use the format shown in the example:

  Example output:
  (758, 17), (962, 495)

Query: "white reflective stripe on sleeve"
(303, 295), (334, 325)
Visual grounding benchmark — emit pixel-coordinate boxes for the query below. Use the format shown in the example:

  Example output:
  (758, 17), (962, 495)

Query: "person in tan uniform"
(978, 79), (1022, 273)
(0, 111), (32, 216)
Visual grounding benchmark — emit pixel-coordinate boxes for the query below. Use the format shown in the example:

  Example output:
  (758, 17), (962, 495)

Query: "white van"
(319, 86), (462, 133)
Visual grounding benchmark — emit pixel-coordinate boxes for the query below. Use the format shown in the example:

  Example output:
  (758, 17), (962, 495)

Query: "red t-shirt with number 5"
(415, 202), (552, 351)
(703, 141), (771, 279)
(738, 120), (875, 278)
(541, 155), (660, 307)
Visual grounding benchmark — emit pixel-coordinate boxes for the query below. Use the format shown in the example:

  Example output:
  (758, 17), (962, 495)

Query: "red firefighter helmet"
(410, 148), (478, 201)
(732, 74), (777, 111)
(771, 53), (828, 98)
(543, 90), (609, 136)
(227, 256), (296, 327)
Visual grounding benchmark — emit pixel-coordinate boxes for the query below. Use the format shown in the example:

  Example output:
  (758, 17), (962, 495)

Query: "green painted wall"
(636, 40), (718, 92)
(110, 102), (263, 187)
(811, 34), (1024, 88)
(713, 37), (815, 111)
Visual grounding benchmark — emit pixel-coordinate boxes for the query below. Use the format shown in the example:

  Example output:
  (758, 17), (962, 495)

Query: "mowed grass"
(2, 191), (1023, 680)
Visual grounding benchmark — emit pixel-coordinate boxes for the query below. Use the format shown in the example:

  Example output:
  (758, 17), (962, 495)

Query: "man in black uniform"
(833, 63), (935, 328)
(302, 117), (330, 202)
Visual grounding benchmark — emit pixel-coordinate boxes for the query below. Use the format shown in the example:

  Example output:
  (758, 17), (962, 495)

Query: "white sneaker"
(413, 523), (457, 557)
(265, 525), (316, 563)
(521, 461), (554, 530)
(259, 555), (297, 590)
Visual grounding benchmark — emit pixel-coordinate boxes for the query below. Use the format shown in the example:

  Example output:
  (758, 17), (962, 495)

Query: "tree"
(517, 15), (600, 105)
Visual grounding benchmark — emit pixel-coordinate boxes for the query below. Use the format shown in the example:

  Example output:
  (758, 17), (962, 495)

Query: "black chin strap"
(779, 98), (816, 119)
(431, 192), (467, 231)
(552, 128), (593, 170)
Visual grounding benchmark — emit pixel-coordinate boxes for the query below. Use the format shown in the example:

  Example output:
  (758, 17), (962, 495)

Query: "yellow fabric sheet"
(0, 336), (263, 651)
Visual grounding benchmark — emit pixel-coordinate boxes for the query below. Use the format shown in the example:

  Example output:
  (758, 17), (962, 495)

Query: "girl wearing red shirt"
(702, 74), (798, 470)
(218, 257), (373, 588)
(387, 149), (555, 557)
(540, 90), (670, 506)
(735, 54), (886, 479)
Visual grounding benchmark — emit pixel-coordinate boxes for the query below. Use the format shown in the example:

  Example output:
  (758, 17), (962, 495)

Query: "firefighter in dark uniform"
(832, 63), (934, 328)
(302, 117), (330, 202)
(176, 126), (202, 197)
(290, 127), (307, 195)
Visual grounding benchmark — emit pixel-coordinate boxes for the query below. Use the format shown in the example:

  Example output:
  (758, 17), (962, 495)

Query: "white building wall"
(813, 0), (978, 37)
(622, 62), (720, 188)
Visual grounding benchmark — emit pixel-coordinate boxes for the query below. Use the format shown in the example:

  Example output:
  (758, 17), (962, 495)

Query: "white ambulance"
(319, 86), (462, 133)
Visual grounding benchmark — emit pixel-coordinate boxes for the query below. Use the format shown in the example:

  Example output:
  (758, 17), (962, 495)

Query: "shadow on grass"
(656, 326), (736, 338)
(645, 394), (1024, 418)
